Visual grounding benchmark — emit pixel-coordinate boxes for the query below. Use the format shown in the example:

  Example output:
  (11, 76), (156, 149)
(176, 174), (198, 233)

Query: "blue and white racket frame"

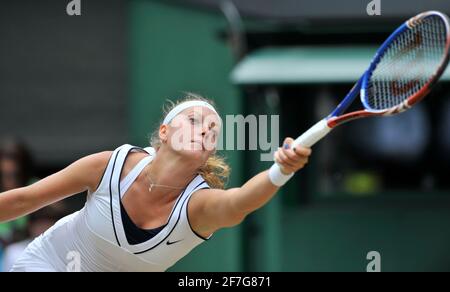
(270, 10), (450, 180)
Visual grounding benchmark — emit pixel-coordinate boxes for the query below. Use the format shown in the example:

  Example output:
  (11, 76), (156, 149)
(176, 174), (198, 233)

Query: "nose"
(201, 126), (207, 136)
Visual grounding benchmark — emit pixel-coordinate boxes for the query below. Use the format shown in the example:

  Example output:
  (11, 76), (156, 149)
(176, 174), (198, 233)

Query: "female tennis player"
(0, 94), (311, 272)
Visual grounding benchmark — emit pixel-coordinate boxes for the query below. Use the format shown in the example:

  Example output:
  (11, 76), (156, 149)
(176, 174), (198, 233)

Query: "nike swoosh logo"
(166, 239), (183, 245)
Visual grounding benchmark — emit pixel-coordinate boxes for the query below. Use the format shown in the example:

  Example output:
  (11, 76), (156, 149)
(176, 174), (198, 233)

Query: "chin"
(171, 142), (213, 162)
(178, 146), (206, 159)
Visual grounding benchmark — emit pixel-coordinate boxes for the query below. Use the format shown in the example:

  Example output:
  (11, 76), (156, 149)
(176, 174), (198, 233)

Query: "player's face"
(165, 106), (221, 163)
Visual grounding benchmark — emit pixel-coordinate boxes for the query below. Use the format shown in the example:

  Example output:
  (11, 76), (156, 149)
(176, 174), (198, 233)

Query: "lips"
(191, 140), (204, 150)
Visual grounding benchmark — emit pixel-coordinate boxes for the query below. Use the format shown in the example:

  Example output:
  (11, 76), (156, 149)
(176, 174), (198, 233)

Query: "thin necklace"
(144, 165), (185, 192)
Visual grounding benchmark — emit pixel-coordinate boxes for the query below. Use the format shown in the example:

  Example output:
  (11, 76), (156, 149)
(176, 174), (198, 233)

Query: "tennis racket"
(273, 10), (450, 174)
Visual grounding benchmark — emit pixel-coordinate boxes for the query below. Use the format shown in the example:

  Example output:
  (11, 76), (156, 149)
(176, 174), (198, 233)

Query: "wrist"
(268, 164), (294, 187)
(279, 167), (292, 175)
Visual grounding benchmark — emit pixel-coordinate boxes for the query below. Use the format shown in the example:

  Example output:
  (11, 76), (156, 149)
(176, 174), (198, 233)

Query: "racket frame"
(329, 11), (450, 129)
(287, 11), (450, 160)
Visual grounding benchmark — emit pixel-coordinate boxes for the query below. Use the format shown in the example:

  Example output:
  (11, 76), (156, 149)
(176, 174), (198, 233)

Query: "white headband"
(162, 101), (220, 125)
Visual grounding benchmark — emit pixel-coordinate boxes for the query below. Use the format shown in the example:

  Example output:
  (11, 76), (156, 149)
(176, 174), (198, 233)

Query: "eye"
(189, 117), (200, 125)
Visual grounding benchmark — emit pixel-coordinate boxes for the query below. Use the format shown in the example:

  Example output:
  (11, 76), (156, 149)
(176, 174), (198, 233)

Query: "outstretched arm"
(0, 151), (112, 223)
(189, 138), (312, 237)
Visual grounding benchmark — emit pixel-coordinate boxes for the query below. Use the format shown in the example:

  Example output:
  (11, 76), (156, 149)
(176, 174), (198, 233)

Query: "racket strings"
(367, 16), (448, 110)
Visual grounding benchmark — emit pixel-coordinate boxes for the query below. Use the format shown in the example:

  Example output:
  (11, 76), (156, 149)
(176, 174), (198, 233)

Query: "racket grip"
(268, 119), (331, 187)
(292, 119), (332, 148)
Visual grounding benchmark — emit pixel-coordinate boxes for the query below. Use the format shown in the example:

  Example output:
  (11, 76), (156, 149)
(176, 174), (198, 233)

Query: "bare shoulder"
(188, 188), (237, 236)
(189, 188), (225, 208)
(188, 188), (221, 237)
(188, 187), (239, 215)
(79, 151), (113, 171)
(76, 151), (113, 192)
(88, 151), (114, 165)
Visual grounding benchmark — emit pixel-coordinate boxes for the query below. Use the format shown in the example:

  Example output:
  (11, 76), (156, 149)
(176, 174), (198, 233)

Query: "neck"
(146, 147), (198, 192)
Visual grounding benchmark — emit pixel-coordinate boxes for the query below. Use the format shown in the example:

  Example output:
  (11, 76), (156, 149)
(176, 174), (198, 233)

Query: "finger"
(292, 146), (312, 157)
(274, 151), (295, 173)
(277, 148), (297, 168)
(279, 137), (299, 164)
(280, 144), (304, 164)
(274, 149), (281, 164)
(282, 150), (309, 169)
(274, 149), (284, 164)
(282, 147), (303, 162)
(282, 138), (311, 161)
(297, 157), (309, 166)
(282, 137), (295, 150)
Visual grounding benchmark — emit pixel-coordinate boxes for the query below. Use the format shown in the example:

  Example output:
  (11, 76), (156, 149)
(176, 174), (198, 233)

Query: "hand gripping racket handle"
(269, 119), (332, 186)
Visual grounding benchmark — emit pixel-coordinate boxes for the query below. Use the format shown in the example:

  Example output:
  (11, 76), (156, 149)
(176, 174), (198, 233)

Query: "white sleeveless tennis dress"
(10, 144), (211, 272)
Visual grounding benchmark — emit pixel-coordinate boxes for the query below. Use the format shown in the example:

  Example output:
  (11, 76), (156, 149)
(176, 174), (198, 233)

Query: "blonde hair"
(149, 93), (230, 189)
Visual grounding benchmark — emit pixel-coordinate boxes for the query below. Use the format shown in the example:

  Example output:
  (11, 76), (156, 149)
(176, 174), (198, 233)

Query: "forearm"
(228, 141), (311, 216)
(0, 187), (35, 223)
(231, 170), (280, 215)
